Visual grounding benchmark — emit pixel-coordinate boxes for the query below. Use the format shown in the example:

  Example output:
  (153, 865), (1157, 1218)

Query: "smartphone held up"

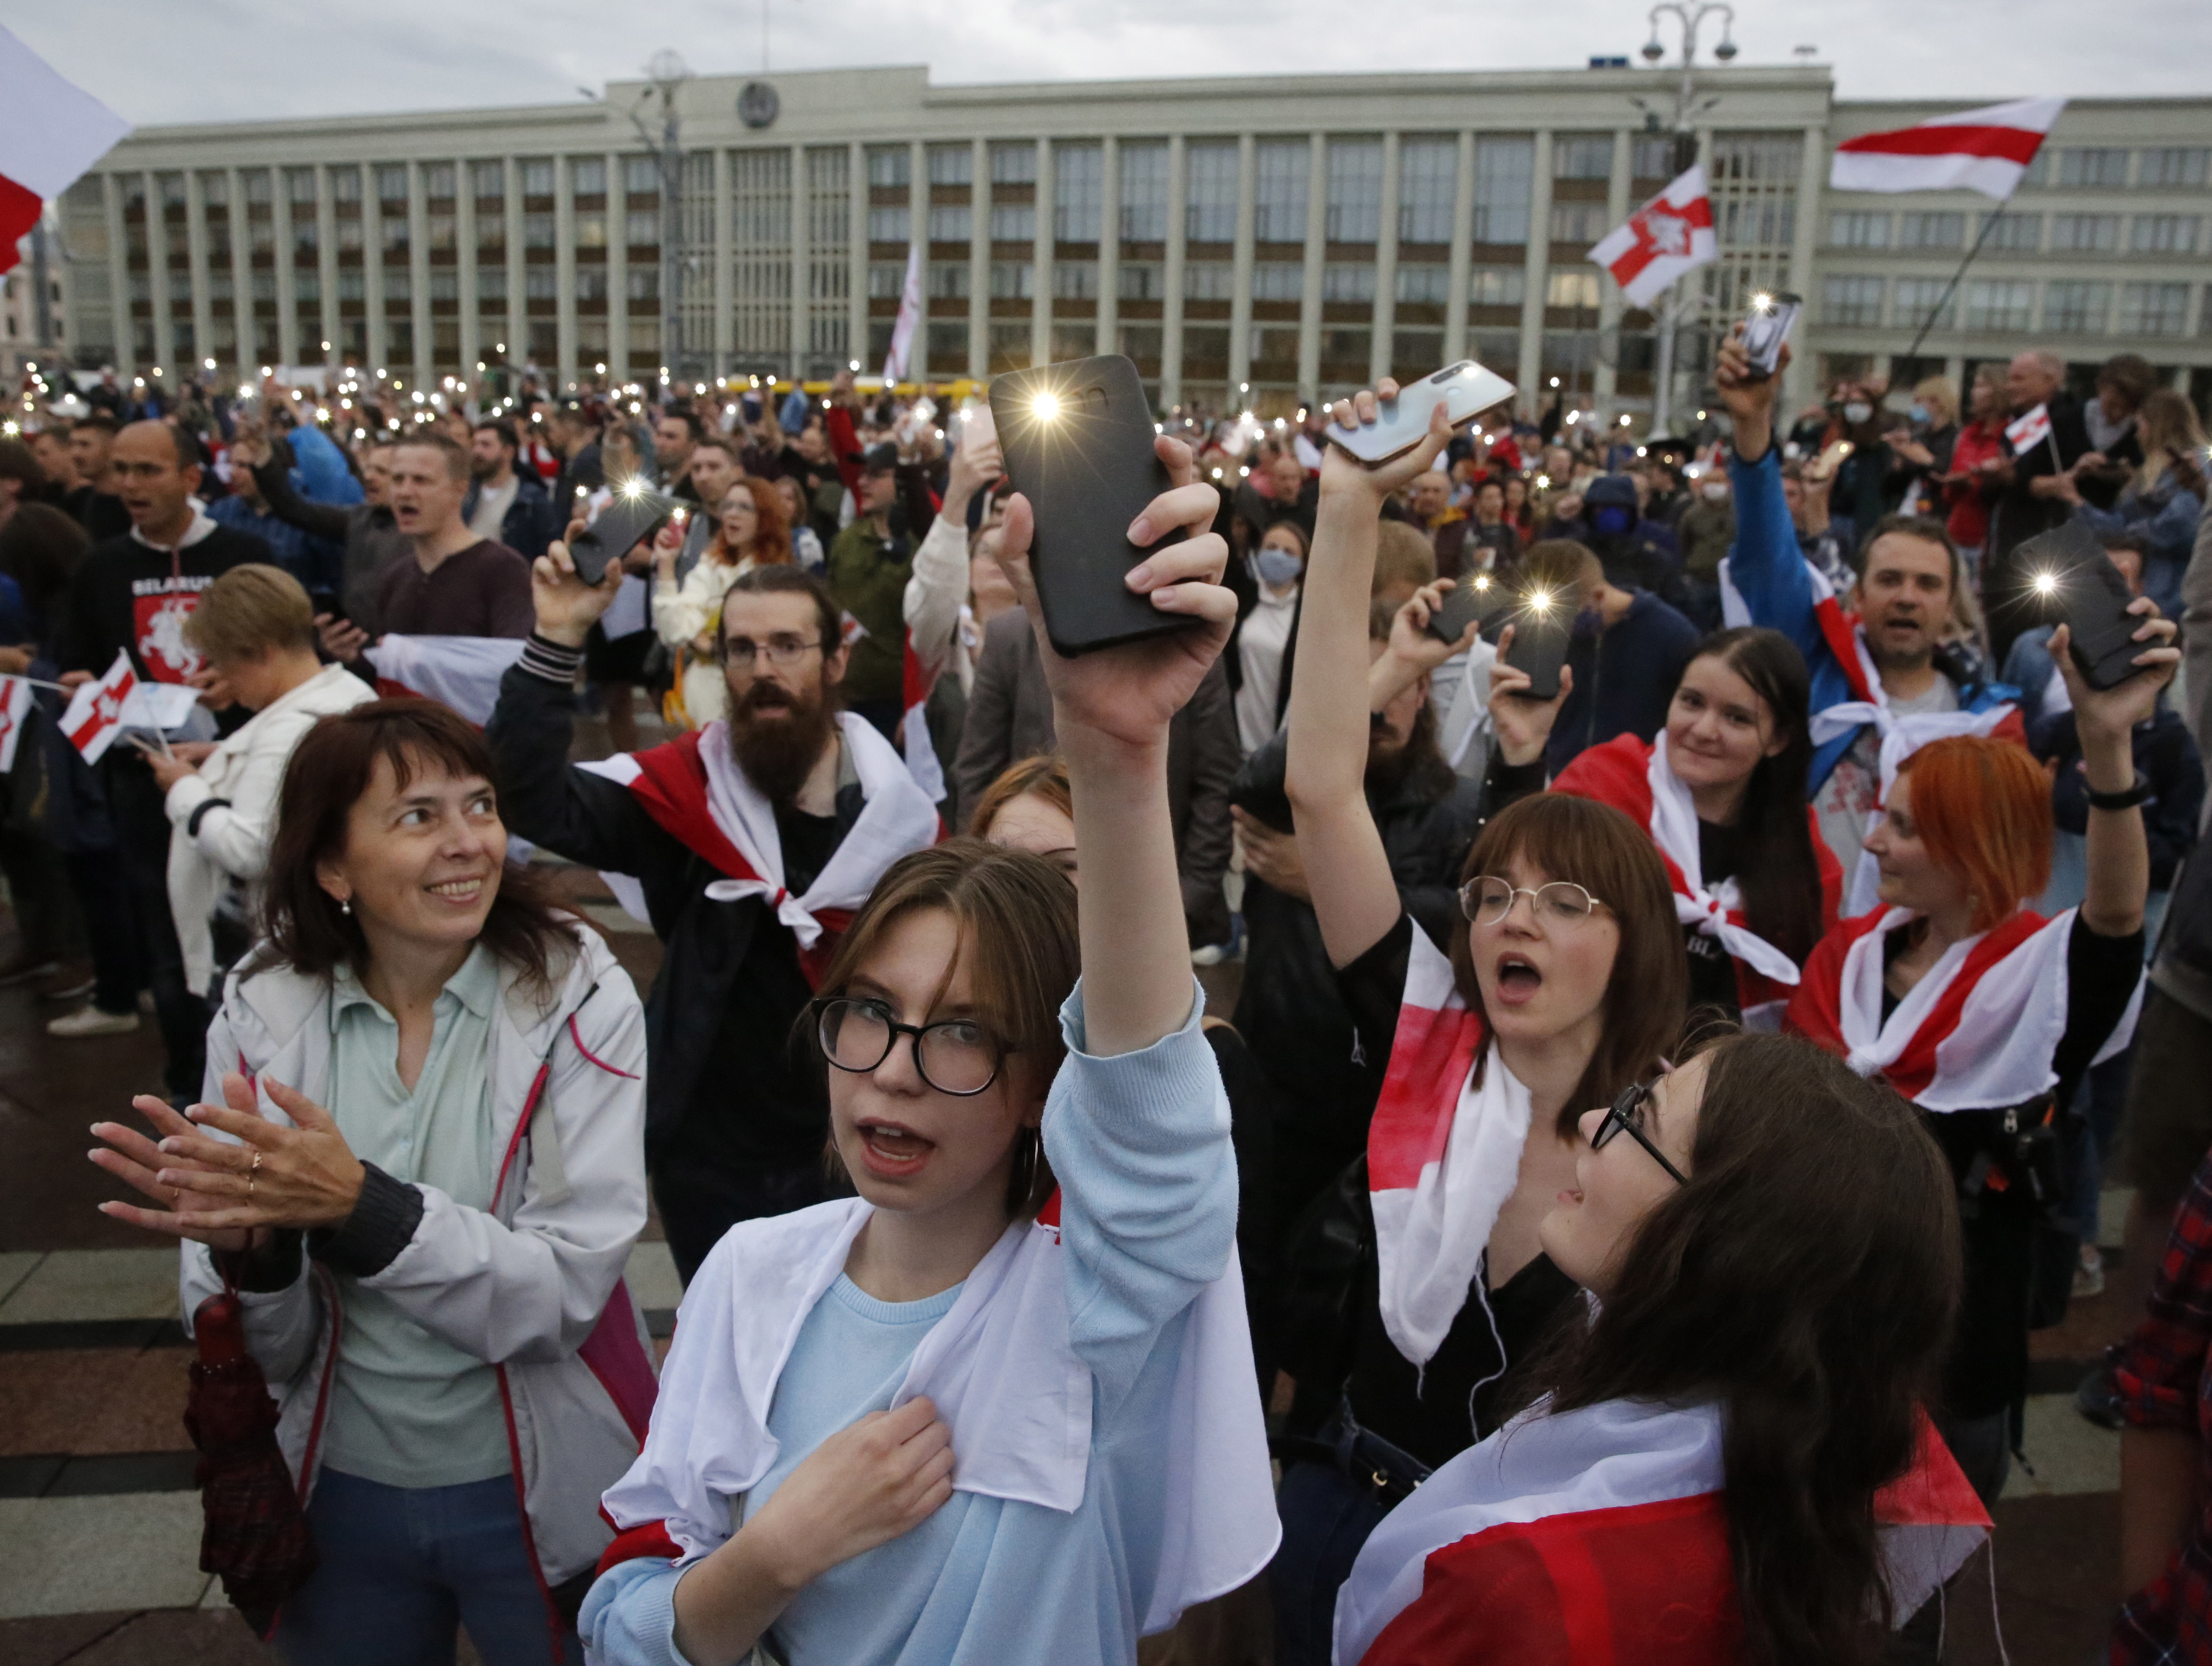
(569, 483), (682, 586)
(1326, 360), (1518, 466)
(2017, 520), (2146, 691)
(1739, 291), (1802, 382)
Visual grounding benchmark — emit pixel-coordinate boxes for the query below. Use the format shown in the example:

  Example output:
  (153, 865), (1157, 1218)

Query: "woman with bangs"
(583, 433), (1277, 1665)
(653, 475), (793, 730)
(1270, 383), (1687, 1663)
(1787, 590), (2178, 1506)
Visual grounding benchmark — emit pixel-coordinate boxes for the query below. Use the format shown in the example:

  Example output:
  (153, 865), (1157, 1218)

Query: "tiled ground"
(0, 796), (2146, 1663)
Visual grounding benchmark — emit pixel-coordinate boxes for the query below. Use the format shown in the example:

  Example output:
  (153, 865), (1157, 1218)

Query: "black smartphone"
(570, 488), (681, 586)
(2018, 523), (2143, 691)
(989, 355), (1196, 657)
(1740, 291), (1803, 382)
(1426, 571), (1512, 646)
(1501, 596), (1572, 701)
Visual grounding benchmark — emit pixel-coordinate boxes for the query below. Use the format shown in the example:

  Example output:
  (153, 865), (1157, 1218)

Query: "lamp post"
(625, 51), (692, 399)
(1637, 2), (1734, 435)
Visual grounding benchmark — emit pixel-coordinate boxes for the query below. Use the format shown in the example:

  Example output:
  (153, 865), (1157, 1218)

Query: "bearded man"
(491, 545), (940, 1281)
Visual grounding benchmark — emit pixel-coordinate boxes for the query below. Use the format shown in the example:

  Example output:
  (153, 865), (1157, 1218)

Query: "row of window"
(131, 157), (672, 215)
(2022, 145), (2210, 190)
(869, 256), (1591, 310)
(1830, 209), (2206, 256)
(1822, 274), (2209, 336)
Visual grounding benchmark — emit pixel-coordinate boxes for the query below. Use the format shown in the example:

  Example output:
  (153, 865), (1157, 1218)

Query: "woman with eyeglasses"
(1270, 384), (1687, 1664)
(1413, 611), (1838, 1029)
(1334, 1032), (1977, 1666)
(582, 435), (1277, 1666)
(1787, 590), (2175, 1510)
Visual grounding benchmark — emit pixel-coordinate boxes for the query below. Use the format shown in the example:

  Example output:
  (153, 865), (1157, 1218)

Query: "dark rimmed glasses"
(1593, 1080), (1688, 1186)
(1459, 876), (1607, 927)
(811, 997), (1004, 1096)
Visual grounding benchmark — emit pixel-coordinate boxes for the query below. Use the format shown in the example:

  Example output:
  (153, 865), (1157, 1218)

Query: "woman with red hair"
(1787, 602), (2178, 1509)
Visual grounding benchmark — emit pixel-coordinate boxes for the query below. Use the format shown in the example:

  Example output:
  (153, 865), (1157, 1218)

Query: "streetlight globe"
(1714, 36), (1739, 61)
(1641, 38), (1666, 62)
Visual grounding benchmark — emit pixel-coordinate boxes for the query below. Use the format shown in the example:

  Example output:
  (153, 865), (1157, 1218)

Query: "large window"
(2141, 147), (2210, 188)
(1183, 261), (1234, 301)
(1552, 136), (1613, 180)
(1548, 202), (1609, 245)
(1469, 267), (1524, 307)
(989, 143), (1037, 186)
(1823, 277), (1876, 327)
(927, 205), (972, 243)
(927, 262), (969, 300)
(1250, 261), (1302, 301)
(1979, 211), (2041, 252)
(1119, 143), (1169, 242)
(989, 204), (1036, 243)
(1396, 264), (1449, 305)
(1186, 143), (1238, 243)
(1964, 279), (2033, 332)
(1325, 139), (1383, 244)
(867, 206), (910, 243)
(927, 145), (972, 188)
(1055, 144), (1103, 242)
(1898, 212), (1965, 250)
(2118, 281), (2190, 336)
(988, 261), (1035, 299)
(1892, 278), (1955, 331)
(1470, 137), (1534, 246)
(1322, 262), (1375, 302)
(2044, 280), (2111, 335)
(1253, 140), (1308, 243)
(2132, 215), (2200, 255)
(1546, 270), (1600, 310)
(867, 148), (910, 189)
(472, 160), (505, 201)
(2057, 148), (2131, 189)
(1828, 211), (1890, 249)
(2051, 213), (2122, 253)
(1397, 138), (1456, 244)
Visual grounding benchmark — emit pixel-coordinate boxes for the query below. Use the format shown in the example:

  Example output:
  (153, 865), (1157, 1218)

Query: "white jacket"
(163, 664), (378, 996)
(179, 921), (655, 1587)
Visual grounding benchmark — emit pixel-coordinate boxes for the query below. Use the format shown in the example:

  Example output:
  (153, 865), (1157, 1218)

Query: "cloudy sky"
(13, 0), (2203, 127)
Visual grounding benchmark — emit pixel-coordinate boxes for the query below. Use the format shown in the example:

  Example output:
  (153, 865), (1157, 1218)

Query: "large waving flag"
(363, 634), (526, 725)
(1832, 98), (2064, 200)
(0, 28), (130, 274)
(1589, 165), (1716, 309)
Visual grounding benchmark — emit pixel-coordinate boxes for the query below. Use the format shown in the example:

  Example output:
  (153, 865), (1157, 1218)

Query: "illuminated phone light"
(1526, 589), (1555, 615)
(1619, 415), (1632, 427)
(1032, 391), (1063, 421)
(1536, 474), (1551, 488)
(1473, 574), (1492, 591)
(1548, 377), (1561, 389)
(1751, 292), (1775, 314)
(2031, 569), (2061, 597)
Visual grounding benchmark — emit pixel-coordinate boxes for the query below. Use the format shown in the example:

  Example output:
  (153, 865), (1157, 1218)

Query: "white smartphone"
(1326, 361), (1519, 466)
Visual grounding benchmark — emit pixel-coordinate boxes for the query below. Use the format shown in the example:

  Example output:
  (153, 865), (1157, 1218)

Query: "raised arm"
(992, 435), (1237, 1055)
(2053, 598), (2181, 939)
(902, 424), (999, 678)
(1714, 332), (1828, 670)
(1284, 383), (1453, 968)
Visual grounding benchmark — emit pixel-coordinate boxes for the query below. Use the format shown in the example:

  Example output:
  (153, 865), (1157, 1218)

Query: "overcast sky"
(12, 0), (2206, 129)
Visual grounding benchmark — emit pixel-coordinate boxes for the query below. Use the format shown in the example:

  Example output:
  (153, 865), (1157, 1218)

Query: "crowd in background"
(8, 326), (2212, 1666)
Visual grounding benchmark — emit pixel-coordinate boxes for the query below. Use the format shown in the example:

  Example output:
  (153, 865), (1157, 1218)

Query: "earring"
(340, 897), (353, 916)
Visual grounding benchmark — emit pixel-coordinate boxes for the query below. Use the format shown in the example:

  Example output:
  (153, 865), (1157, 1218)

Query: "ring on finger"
(248, 1148), (262, 1201)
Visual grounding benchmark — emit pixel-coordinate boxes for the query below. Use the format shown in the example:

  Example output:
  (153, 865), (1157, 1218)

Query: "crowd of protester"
(0, 316), (2206, 1666)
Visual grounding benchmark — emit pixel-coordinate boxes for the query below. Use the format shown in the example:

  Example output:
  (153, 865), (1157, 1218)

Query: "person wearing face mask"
(1230, 520), (1307, 757)
(1788, 634), (2172, 1509)
(1827, 379), (1892, 555)
(1332, 1033), (1983, 1666)
(1270, 381), (1686, 1665)
(1715, 329), (2026, 893)
(1552, 472), (1678, 594)
(1673, 468), (1735, 631)
(1508, 539), (1700, 778)
(1466, 623), (1839, 1029)
(1938, 366), (2011, 583)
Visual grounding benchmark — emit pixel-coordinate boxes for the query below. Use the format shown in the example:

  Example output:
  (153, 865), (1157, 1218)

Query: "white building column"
(184, 177), (211, 377)
(225, 167), (252, 375)
(1518, 132), (1556, 414)
(967, 137), (989, 381)
(909, 138), (928, 383)
(1229, 134), (1256, 401)
(1031, 140), (1052, 368)
(1371, 132), (1401, 386)
(1161, 135), (1188, 410)
(409, 162), (432, 386)
(846, 142), (866, 374)
(503, 160), (524, 378)
(554, 156), (577, 387)
(1296, 132), (1326, 403)
(315, 174), (336, 368)
(363, 172), (385, 375)
(271, 174), (297, 369)
(603, 150), (625, 383)
(786, 144), (805, 383)
(1444, 131), (1475, 367)
(457, 162), (479, 378)
(1593, 129), (1632, 421)
(1785, 123), (1827, 417)
(1097, 134), (1120, 370)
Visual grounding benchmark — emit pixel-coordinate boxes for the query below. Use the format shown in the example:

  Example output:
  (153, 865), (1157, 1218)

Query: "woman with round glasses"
(1334, 1032), (1973, 1665)
(583, 433), (1277, 1666)
(1270, 382), (1686, 1664)
(1787, 590), (2174, 1508)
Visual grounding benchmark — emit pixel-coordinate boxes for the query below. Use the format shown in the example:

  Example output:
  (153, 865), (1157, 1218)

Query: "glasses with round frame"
(1592, 1079), (1688, 1187)
(722, 634), (823, 671)
(1459, 875), (1607, 927)
(811, 996), (1004, 1097)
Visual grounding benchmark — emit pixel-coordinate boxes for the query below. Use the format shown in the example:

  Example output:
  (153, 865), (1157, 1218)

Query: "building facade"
(51, 62), (2212, 422)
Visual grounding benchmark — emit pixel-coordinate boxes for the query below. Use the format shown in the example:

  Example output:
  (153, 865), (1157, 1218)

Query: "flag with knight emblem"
(60, 650), (139, 765)
(1589, 165), (1717, 309)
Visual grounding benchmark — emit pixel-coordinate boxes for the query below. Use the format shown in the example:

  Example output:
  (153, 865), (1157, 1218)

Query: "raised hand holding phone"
(1488, 621), (1576, 767)
(531, 517), (629, 647)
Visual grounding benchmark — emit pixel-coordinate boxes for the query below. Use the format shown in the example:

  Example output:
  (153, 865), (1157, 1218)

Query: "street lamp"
(625, 50), (693, 397)
(1636, 3), (1735, 436)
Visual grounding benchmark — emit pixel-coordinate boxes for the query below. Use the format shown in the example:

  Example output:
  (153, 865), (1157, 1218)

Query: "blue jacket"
(1723, 446), (2015, 793)
(1545, 589), (1701, 777)
(462, 469), (557, 560)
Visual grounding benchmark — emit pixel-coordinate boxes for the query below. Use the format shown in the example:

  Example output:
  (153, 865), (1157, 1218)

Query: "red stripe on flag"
(0, 175), (39, 278)
(1836, 124), (2044, 165)
(1368, 1001), (1485, 1191)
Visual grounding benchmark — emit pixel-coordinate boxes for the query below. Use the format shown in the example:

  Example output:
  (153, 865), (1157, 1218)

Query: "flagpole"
(1901, 205), (2008, 365)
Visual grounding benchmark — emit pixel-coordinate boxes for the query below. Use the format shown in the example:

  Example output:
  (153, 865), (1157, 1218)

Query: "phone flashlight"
(2032, 569), (2061, 597)
(1751, 291), (1775, 314)
(1032, 392), (1063, 423)
(1526, 589), (1555, 616)
(1473, 574), (1492, 592)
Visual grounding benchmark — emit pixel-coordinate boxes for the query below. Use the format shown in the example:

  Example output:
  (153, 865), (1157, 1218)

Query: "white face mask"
(1700, 481), (1729, 502)
(1844, 402), (1874, 425)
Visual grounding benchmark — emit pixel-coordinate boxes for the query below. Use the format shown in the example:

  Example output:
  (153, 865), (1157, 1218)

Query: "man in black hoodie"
(51, 422), (268, 1096)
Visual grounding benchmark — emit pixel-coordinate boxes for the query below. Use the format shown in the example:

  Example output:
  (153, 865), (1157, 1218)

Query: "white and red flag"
(2006, 402), (2055, 457)
(899, 630), (946, 805)
(1832, 97), (2064, 200)
(1588, 165), (1717, 309)
(363, 634), (526, 725)
(0, 675), (33, 773)
(881, 243), (922, 384)
(1335, 1398), (1991, 1665)
(0, 27), (130, 275)
(60, 650), (139, 766)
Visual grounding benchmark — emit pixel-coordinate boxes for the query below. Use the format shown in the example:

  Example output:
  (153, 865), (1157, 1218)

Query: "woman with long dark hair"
(1335, 1032), (1975, 1666)
(88, 699), (653, 1665)
(1465, 619), (1839, 1025)
(1271, 382), (1686, 1663)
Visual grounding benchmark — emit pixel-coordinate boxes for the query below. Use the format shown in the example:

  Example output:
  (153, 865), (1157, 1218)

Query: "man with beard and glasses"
(487, 537), (941, 1282)
(1714, 326), (2021, 895)
(1226, 595), (1484, 1250)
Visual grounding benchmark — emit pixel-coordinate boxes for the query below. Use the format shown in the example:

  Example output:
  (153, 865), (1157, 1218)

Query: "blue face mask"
(1908, 403), (1930, 426)
(1591, 504), (1634, 538)
(1250, 548), (1302, 590)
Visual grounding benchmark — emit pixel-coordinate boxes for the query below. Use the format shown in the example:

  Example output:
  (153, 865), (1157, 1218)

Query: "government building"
(47, 59), (2212, 422)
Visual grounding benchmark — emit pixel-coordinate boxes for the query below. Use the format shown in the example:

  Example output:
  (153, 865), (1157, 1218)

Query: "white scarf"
(1810, 628), (2016, 915)
(1646, 733), (1802, 987)
(695, 709), (942, 947)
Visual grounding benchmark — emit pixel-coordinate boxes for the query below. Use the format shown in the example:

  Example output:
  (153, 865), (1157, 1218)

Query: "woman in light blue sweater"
(582, 434), (1278, 1666)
